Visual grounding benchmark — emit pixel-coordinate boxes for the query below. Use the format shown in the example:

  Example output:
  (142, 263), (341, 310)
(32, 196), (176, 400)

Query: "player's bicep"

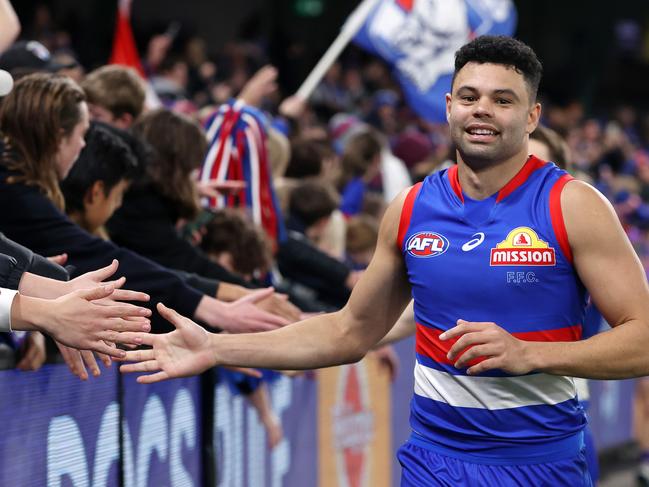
(564, 180), (649, 327)
(340, 190), (413, 345)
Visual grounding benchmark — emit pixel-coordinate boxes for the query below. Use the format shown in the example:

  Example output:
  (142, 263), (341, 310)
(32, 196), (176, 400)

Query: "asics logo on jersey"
(406, 232), (449, 258)
(461, 233), (485, 252)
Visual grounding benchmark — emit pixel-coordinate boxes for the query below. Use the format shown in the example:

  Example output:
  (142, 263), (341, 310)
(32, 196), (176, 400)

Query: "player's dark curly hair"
(453, 36), (543, 101)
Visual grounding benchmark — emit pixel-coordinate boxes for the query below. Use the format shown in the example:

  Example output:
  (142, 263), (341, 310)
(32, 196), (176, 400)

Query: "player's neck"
(456, 148), (530, 200)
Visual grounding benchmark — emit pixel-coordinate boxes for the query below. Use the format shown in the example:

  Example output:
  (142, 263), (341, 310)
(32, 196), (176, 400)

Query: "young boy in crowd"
(61, 123), (141, 239)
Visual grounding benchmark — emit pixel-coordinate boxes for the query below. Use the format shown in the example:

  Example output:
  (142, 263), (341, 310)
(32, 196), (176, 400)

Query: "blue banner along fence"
(0, 339), (634, 486)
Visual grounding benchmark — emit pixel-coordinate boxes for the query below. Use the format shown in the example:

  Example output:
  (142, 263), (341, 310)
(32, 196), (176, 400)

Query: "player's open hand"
(119, 303), (217, 383)
(440, 320), (532, 376)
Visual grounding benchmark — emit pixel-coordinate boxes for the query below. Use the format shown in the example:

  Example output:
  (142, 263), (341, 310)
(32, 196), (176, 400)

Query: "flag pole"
(295, 0), (380, 100)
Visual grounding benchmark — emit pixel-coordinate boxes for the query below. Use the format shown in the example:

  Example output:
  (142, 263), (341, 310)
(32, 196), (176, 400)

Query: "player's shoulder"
(376, 183), (423, 250)
(561, 178), (611, 212)
(560, 178), (623, 249)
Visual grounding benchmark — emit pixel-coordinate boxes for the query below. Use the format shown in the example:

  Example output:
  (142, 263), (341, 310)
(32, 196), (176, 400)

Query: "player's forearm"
(526, 320), (649, 379)
(211, 310), (369, 370)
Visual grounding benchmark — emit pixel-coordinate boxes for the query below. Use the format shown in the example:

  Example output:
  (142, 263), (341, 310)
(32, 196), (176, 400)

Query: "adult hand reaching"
(196, 288), (290, 333)
(220, 288), (291, 332)
(16, 331), (46, 371)
(56, 341), (114, 380)
(255, 291), (301, 323)
(67, 259), (150, 304)
(12, 285), (152, 358)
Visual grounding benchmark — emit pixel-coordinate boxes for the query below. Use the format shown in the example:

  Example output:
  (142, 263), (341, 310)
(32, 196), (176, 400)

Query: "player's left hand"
(440, 320), (532, 376)
(119, 302), (217, 383)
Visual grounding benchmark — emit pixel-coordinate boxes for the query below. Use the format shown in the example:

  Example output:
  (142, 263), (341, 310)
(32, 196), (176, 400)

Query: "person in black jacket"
(0, 73), (289, 342)
(279, 180), (361, 308)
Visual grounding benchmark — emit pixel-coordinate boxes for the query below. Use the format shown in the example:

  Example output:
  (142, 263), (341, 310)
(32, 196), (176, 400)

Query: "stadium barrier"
(0, 337), (632, 486)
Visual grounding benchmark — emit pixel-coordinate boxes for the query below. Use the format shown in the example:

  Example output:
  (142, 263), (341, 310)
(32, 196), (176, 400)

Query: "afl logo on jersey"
(406, 232), (449, 258)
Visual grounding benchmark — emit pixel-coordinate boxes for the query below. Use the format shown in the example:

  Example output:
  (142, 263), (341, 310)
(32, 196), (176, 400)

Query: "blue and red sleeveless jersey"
(398, 156), (588, 462)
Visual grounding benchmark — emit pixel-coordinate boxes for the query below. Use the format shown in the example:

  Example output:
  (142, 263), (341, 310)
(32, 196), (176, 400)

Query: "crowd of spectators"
(4, 1), (649, 472)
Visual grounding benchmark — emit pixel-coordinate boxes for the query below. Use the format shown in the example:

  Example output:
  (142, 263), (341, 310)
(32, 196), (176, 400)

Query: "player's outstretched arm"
(446, 180), (649, 379)
(120, 189), (415, 382)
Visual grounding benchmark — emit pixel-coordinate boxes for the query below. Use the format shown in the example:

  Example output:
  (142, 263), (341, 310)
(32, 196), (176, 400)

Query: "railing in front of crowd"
(0, 337), (634, 486)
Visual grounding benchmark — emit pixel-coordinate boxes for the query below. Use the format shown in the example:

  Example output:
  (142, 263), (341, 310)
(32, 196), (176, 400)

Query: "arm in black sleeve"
(0, 179), (204, 320)
(0, 252), (21, 289)
(172, 269), (219, 297)
(277, 231), (351, 293)
(0, 233), (69, 285)
(107, 198), (249, 286)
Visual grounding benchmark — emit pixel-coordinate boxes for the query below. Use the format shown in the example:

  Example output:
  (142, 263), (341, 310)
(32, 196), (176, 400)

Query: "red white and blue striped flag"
(199, 100), (286, 246)
(352, 0), (517, 122)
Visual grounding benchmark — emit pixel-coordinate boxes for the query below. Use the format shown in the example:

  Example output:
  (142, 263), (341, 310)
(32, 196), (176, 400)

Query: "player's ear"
(526, 102), (541, 134)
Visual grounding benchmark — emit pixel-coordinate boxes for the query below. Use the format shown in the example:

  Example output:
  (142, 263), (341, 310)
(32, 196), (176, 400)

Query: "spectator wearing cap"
(52, 50), (83, 83)
(0, 40), (74, 79)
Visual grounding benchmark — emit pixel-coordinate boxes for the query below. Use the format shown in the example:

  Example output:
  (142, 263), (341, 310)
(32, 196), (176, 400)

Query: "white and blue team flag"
(352, 0), (517, 122)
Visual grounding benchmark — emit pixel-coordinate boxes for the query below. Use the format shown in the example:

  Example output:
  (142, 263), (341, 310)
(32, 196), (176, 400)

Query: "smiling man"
(121, 36), (649, 486)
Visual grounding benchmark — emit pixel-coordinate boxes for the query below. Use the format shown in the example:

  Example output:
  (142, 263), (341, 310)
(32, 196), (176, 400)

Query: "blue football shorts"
(397, 440), (592, 487)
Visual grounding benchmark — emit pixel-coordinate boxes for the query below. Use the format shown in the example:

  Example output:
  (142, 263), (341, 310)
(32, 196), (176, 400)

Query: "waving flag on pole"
(352, 0), (517, 122)
(109, 0), (145, 77)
